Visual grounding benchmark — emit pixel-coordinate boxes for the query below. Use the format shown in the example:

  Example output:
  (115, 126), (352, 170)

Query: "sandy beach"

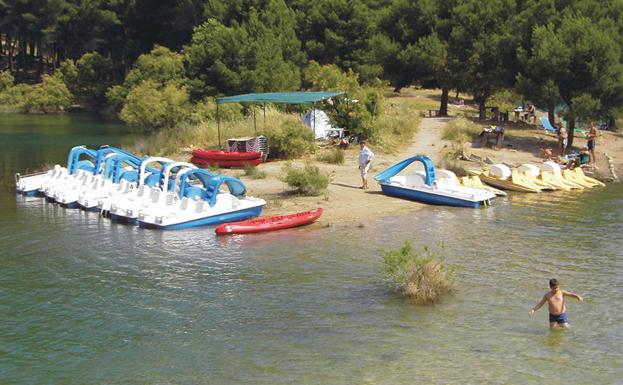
(204, 96), (623, 226)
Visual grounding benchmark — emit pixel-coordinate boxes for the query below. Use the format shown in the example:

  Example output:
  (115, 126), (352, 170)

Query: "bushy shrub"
(382, 241), (455, 304)
(107, 46), (187, 110)
(0, 70), (14, 91)
(442, 118), (481, 144)
(316, 148), (345, 164)
(243, 164), (267, 179)
(281, 163), (330, 196)
(58, 60), (78, 93)
(120, 80), (190, 129)
(303, 61), (385, 141)
(189, 98), (244, 124)
(26, 75), (73, 113)
(75, 52), (114, 102)
(0, 74), (72, 113)
(265, 122), (316, 159)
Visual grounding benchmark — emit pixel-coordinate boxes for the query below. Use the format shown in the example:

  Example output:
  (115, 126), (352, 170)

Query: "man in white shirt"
(358, 140), (374, 189)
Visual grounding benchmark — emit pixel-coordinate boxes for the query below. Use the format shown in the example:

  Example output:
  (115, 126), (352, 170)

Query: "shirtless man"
(587, 121), (598, 166)
(529, 278), (583, 329)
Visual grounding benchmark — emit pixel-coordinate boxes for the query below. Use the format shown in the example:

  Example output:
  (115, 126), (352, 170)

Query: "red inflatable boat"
(215, 208), (323, 235)
(191, 149), (263, 167)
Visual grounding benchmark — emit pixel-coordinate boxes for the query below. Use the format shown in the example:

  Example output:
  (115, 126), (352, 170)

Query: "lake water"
(1, 115), (622, 384)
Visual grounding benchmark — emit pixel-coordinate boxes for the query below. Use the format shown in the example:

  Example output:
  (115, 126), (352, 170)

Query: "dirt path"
(242, 117), (451, 225)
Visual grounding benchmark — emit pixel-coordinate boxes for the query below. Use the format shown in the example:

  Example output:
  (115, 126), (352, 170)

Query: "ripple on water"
(2, 184), (623, 384)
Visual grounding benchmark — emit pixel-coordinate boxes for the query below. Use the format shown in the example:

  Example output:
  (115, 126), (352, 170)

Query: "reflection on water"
(2, 115), (622, 383)
(2, 184), (622, 384)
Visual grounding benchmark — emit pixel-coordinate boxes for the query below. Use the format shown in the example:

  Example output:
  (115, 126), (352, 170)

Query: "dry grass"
(401, 261), (455, 303)
(442, 117), (482, 144)
(382, 241), (455, 305)
(374, 95), (421, 153)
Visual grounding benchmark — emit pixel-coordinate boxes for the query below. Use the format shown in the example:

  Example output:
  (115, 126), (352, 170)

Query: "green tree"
(448, 0), (518, 119)
(186, 0), (303, 97)
(291, 0), (381, 83)
(0, 70), (14, 91)
(74, 51), (114, 102)
(106, 45), (186, 109)
(518, 14), (623, 145)
(25, 73), (73, 112)
(120, 80), (190, 129)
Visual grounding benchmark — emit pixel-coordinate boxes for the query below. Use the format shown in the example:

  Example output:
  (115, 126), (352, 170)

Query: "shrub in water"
(382, 241), (455, 304)
(317, 148), (345, 164)
(281, 163), (330, 196)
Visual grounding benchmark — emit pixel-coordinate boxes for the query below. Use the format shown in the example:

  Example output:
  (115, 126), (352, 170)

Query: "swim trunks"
(587, 139), (595, 150)
(549, 312), (569, 324)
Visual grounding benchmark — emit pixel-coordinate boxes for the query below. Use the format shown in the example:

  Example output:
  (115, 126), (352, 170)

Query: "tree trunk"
(567, 109), (576, 148)
(20, 36), (28, 80)
(37, 40), (44, 80)
(7, 32), (14, 72)
(547, 107), (555, 125)
(479, 101), (486, 120)
(438, 87), (449, 116)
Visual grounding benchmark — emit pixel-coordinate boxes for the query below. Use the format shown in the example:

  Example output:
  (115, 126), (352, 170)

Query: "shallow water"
(1, 115), (622, 384)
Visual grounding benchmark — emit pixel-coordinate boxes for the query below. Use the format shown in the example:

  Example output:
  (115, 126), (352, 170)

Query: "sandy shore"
(236, 117), (451, 225)
(212, 108), (623, 226)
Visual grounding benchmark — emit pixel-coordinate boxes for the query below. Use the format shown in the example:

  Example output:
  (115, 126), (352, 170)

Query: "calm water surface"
(1, 115), (622, 384)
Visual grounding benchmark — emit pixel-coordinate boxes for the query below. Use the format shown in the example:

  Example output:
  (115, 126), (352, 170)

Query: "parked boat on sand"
(191, 149), (262, 167)
(375, 155), (495, 208)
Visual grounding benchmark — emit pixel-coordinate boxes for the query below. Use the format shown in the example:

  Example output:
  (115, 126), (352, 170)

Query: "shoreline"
(214, 114), (623, 226)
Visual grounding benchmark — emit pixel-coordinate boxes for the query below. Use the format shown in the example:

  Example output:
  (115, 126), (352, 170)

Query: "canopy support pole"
(313, 102), (316, 134)
(216, 102), (221, 148)
(263, 102), (266, 128)
(253, 105), (257, 133)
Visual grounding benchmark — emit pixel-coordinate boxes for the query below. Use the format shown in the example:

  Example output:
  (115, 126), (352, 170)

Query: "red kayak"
(192, 149), (262, 161)
(191, 156), (262, 167)
(215, 208), (324, 235)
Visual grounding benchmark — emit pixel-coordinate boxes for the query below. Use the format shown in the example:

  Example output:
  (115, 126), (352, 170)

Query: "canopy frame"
(215, 91), (345, 147)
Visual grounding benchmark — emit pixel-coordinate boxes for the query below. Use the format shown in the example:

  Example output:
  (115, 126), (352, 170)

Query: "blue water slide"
(66, 146), (98, 174)
(179, 170), (248, 207)
(93, 146), (141, 174)
(374, 155), (436, 186)
(103, 154), (144, 183)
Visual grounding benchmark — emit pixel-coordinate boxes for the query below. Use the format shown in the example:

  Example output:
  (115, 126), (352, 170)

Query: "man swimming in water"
(529, 278), (584, 329)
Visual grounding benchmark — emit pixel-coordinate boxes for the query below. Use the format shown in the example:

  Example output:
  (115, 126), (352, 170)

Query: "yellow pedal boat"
(468, 164), (542, 193)
(459, 175), (507, 196)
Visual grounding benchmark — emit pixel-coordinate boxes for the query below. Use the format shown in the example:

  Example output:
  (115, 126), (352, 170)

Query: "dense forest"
(2, 0), (623, 141)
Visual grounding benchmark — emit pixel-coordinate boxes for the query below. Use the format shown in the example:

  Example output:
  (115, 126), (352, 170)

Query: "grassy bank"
(127, 92), (421, 158)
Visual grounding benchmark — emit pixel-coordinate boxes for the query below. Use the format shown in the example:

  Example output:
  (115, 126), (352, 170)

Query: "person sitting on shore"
(527, 104), (536, 124)
(540, 147), (553, 161)
(529, 278), (583, 329)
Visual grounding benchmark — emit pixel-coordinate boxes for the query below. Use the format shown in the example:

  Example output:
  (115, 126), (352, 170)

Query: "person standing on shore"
(587, 121), (598, 167)
(358, 140), (374, 190)
(529, 278), (584, 329)
(557, 123), (568, 156)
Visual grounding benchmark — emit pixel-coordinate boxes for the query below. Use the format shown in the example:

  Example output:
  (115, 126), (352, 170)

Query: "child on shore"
(529, 278), (583, 329)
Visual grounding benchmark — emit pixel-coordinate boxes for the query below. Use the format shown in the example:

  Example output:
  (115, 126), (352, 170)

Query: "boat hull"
(215, 208), (323, 235)
(138, 205), (264, 230)
(379, 184), (484, 208)
(191, 156), (262, 168)
(476, 173), (541, 193)
(191, 149), (262, 161)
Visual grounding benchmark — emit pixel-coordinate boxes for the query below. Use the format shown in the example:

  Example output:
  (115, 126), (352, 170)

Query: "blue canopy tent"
(215, 91), (345, 147)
